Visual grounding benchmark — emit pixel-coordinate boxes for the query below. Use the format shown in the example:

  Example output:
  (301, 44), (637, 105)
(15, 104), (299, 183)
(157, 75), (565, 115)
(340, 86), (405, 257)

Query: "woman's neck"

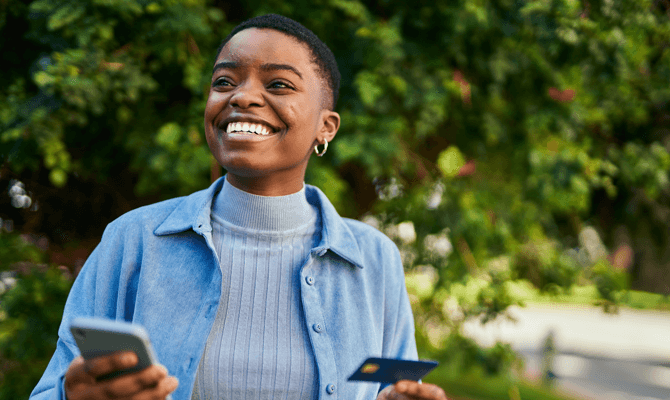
(211, 177), (315, 231)
(224, 169), (307, 196)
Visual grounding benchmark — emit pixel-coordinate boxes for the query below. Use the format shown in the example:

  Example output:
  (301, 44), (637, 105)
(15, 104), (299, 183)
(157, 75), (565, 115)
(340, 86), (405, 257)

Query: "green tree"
(0, 231), (72, 399)
(2, 0), (670, 397)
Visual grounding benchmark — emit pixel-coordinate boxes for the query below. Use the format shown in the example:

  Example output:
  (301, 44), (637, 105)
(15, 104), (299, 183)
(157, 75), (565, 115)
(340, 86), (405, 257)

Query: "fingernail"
(123, 352), (137, 364)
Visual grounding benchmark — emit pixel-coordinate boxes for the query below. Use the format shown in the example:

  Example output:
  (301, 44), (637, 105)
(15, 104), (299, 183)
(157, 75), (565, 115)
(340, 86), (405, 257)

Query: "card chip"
(362, 363), (380, 374)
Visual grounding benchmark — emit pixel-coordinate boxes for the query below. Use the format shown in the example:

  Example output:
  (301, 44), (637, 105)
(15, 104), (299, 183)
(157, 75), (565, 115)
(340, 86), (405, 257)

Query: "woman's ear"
(318, 110), (340, 143)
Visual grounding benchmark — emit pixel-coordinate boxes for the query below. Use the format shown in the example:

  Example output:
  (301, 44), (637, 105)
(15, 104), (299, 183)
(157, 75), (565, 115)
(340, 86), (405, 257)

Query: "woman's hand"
(377, 380), (449, 400)
(64, 351), (178, 400)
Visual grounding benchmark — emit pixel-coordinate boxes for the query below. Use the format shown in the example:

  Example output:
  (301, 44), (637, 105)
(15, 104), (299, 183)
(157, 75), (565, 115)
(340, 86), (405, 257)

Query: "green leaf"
(437, 146), (466, 178)
(155, 123), (182, 151)
(49, 169), (67, 187)
(33, 71), (56, 87)
(354, 71), (383, 107)
(47, 4), (85, 31)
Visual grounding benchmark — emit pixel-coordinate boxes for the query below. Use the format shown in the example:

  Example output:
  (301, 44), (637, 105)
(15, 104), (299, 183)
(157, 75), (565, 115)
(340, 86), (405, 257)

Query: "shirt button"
(312, 323), (323, 333)
(326, 384), (336, 394)
(305, 276), (315, 285)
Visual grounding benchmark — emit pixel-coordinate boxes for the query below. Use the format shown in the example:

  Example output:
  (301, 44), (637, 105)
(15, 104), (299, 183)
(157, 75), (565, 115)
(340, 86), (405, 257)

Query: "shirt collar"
(154, 177), (365, 269)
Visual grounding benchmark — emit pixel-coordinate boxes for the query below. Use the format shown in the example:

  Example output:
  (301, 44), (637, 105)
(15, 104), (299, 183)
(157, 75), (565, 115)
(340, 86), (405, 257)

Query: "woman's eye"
(269, 81), (293, 90)
(212, 77), (233, 87)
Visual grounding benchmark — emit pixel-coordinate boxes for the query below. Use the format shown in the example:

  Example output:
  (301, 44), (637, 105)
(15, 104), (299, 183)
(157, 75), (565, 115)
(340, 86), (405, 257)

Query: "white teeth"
(226, 122), (272, 135)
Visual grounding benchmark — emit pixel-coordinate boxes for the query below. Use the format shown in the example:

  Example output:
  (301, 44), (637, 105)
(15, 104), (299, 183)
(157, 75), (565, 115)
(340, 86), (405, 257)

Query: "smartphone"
(69, 317), (160, 382)
(348, 357), (439, 383)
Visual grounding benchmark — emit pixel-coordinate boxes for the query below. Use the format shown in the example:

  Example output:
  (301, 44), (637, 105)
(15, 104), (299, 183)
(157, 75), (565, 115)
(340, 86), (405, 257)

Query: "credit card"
(348, 357), (439, 383)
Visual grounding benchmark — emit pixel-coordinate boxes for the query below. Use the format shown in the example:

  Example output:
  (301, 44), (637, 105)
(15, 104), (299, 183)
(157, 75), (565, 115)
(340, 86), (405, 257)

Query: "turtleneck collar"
(211, 177), (317, 232)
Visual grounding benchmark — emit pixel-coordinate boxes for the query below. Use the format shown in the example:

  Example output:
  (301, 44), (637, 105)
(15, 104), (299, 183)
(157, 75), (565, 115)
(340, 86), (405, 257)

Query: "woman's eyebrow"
(212, 61), (303, 80)
(212, 61), (239, 74)
(260, 63), (303, 80)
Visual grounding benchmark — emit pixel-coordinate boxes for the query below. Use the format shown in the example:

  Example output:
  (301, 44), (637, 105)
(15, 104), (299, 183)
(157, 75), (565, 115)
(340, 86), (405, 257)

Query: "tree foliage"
(1, 0), (670, 397)
(0, 231), (72, 399)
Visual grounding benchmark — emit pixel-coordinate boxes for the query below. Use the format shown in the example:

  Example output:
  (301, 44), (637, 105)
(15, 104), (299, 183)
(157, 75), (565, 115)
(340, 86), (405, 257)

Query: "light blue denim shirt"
(30, 177), (418, 400)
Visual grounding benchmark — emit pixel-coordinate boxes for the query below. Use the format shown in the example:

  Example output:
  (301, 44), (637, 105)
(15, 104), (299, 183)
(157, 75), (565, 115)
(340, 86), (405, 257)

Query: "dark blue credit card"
(348, 357), (439, 383)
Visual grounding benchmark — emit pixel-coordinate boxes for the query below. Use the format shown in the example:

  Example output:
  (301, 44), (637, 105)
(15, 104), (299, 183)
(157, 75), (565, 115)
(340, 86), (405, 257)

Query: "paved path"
(461, 305), (670, 400)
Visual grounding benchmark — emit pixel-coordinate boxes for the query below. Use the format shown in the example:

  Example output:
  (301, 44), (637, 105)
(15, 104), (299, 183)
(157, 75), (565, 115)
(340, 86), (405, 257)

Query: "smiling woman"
(204, 27), (340, 196)
(30, 14), (447, 400)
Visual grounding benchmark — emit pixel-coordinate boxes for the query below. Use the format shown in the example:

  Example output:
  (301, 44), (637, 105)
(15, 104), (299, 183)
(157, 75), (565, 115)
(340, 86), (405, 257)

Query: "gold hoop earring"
(314, 140), (328, 157)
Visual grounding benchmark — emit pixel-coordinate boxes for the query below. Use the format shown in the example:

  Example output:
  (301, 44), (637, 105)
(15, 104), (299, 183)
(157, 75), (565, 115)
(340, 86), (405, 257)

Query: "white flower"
(397, 221), (416, 244)
(8, 180), (25, 197)
(442, 296), (464, 322)
(426, 182), (444, 210)
(8, 180), (32, 209)
(375, 177), (404, 200)
(11, 195), (31, 209)
(424, 234), (453, 257)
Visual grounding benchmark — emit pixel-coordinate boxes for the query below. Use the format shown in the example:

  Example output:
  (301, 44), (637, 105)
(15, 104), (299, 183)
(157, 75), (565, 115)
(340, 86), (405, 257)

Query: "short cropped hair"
(215, 14), (340, 110)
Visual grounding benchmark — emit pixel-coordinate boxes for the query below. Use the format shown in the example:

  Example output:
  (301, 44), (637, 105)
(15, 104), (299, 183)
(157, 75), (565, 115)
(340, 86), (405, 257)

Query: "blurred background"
(1, 0), (669, 399)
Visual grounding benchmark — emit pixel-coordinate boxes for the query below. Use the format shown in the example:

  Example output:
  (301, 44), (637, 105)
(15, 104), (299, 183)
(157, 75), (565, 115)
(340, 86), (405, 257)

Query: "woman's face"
(204, 28), (339, 195)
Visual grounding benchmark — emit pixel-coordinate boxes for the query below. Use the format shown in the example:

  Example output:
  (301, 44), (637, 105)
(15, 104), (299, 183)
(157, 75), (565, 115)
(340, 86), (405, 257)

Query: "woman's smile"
(218, 116), (282, 142)
(226, 122), (272, 136)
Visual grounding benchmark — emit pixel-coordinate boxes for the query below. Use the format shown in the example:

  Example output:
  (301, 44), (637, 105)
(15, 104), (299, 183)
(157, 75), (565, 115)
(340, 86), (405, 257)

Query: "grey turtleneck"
(191, 178), (320, 400)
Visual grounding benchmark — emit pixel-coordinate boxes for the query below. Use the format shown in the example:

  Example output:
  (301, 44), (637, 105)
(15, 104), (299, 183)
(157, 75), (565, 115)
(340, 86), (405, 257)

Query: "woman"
(31, 14), (448, 400)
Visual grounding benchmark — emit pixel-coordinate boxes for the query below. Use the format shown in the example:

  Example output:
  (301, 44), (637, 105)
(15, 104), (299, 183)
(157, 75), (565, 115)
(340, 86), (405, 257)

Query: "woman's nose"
(229, 81), (266, 108)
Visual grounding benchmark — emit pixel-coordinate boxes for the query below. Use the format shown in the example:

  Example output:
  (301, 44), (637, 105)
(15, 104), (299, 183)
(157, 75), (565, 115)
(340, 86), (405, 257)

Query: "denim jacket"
(30, 177), (418, 400)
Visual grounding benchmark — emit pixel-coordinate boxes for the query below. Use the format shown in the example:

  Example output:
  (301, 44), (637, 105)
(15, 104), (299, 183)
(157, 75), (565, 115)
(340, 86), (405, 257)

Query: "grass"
(505, 280), (670, 312)
(423, 364), (584, 400)
(623, 290), (670, 310)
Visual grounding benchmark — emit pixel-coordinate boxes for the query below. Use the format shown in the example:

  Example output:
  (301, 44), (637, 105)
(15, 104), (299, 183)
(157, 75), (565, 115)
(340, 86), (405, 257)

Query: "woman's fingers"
(65, 353), (136, 393)
(131, 375), (179, 400)
(394, 380), (448, 399)
(100, 364), (168, 397)
(64, 356), (93, 389)
(65, 352), (178, 400)
(84, 351), (138, 379)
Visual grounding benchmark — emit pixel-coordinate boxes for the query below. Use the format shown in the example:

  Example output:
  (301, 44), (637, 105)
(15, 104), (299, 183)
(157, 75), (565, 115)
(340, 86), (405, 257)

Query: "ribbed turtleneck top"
(190, 178), (320, 400)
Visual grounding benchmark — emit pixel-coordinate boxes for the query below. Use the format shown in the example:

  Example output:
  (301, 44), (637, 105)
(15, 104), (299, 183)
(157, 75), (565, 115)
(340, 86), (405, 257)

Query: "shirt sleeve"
(378, 240), (419, 393)
(29, 338), (78, 400)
